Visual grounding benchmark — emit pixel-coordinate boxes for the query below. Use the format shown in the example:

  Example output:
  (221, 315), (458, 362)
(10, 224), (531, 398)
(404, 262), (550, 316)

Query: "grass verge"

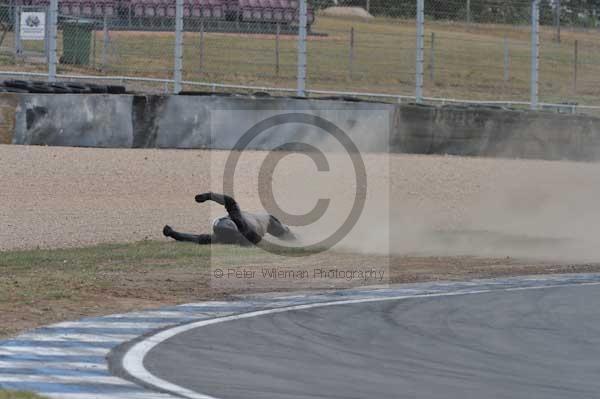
(2, 239), (600, 338)
(0, 391), (48, 399)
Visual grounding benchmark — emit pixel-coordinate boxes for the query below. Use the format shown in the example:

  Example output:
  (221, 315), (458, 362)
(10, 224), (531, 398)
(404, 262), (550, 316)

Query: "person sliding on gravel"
(163, 192), (296, 245)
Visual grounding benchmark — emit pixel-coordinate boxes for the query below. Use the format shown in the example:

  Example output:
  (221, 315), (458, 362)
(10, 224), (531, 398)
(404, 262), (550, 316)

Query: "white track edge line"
(121, 280), (600, 399)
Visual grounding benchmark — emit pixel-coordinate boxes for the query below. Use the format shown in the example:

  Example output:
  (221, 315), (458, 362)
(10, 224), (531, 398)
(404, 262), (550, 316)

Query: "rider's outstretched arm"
(163, 225), (213, 244)
(196, 192), (241, 217)
(196, 192), (227, 206)
(195, 192), (262, 244)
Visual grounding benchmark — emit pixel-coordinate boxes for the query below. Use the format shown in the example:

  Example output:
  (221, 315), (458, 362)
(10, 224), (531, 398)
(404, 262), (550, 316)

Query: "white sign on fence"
(20, 12), (46, 41)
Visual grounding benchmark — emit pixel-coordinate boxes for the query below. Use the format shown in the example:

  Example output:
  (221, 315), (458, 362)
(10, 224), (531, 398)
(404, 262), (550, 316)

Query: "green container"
(61, 21), (93, 65)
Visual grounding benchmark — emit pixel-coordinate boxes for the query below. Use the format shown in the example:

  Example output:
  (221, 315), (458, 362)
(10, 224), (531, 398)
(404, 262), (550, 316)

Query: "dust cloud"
(252, 150), (600, 262)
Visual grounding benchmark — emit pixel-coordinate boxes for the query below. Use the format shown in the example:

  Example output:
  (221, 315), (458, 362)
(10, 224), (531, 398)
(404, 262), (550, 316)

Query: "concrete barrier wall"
(13, 94), (134, 148)
(0, 94), (18, 145)
(147, 95), (394, 152)
(396, 104), (600, 161)
(5, 92), (600, 161)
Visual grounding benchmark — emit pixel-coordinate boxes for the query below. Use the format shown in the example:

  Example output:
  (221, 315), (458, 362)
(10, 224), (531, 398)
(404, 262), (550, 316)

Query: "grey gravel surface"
(2, 144), (600, 261)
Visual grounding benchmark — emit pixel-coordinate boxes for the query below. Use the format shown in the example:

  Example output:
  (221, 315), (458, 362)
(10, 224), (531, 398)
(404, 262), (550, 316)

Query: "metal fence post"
(415, 0), (424, 103)
(275, 23), (280, 76)
(429, 32), (435, 82)
(199, 20), (204, 73)
(101, 15), (109, 71)
(128, 3), (132, 28)
(503, 35), (509, 83)
(296, 0), (307, 96)
(14, 5), (21, 57)
(48, 0), (58, 82)
(530, 0), (539, 110)
(44, 8), (49, 60)
(573, 39), (578, 94)
(173, 0), (183, 94)
(554, 0), (561, 43)
(91, 21), (96, 68)
(466, 0), (471, 24)
(349, 26), (354, 80)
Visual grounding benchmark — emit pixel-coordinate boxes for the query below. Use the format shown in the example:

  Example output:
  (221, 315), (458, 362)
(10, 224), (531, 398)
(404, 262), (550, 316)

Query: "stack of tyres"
(1, 80), (127, 94)
(0, 80), (32, 93)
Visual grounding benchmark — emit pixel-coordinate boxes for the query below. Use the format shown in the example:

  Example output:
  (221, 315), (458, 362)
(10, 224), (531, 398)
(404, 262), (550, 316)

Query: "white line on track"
(45, 392), (176, 399)
(0, 361), (108, 370)
(54, 321), (170, 329)
(104, 311), (199, 318)
(0, 374), (135, 385)
(121, 281), (600, 399)
(17, 333), (137, 342)
(0, 347), (109, 356)
(174, 302), (252, 308)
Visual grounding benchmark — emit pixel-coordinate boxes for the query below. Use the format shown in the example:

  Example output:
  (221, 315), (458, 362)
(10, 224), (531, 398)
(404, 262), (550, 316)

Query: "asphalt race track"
(144, 284), (600, 399)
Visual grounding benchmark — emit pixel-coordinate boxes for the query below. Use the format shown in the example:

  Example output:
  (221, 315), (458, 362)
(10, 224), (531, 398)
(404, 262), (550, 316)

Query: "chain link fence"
(1, 0), (600, 110)
(0, 4), (49, 72)
(181, 12), (300, 92)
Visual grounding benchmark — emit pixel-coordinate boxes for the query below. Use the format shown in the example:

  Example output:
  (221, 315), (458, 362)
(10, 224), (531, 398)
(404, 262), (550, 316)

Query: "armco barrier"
(4, 92), (600, 162)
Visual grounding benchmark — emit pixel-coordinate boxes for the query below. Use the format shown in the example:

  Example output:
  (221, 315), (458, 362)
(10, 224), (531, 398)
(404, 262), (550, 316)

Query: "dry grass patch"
(0, 391), (47, 399)
(2, 240), (600, 338)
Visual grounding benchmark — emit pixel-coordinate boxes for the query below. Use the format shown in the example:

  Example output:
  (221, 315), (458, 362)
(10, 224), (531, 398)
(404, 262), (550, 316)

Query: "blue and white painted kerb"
(1, 273), (600, 399)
